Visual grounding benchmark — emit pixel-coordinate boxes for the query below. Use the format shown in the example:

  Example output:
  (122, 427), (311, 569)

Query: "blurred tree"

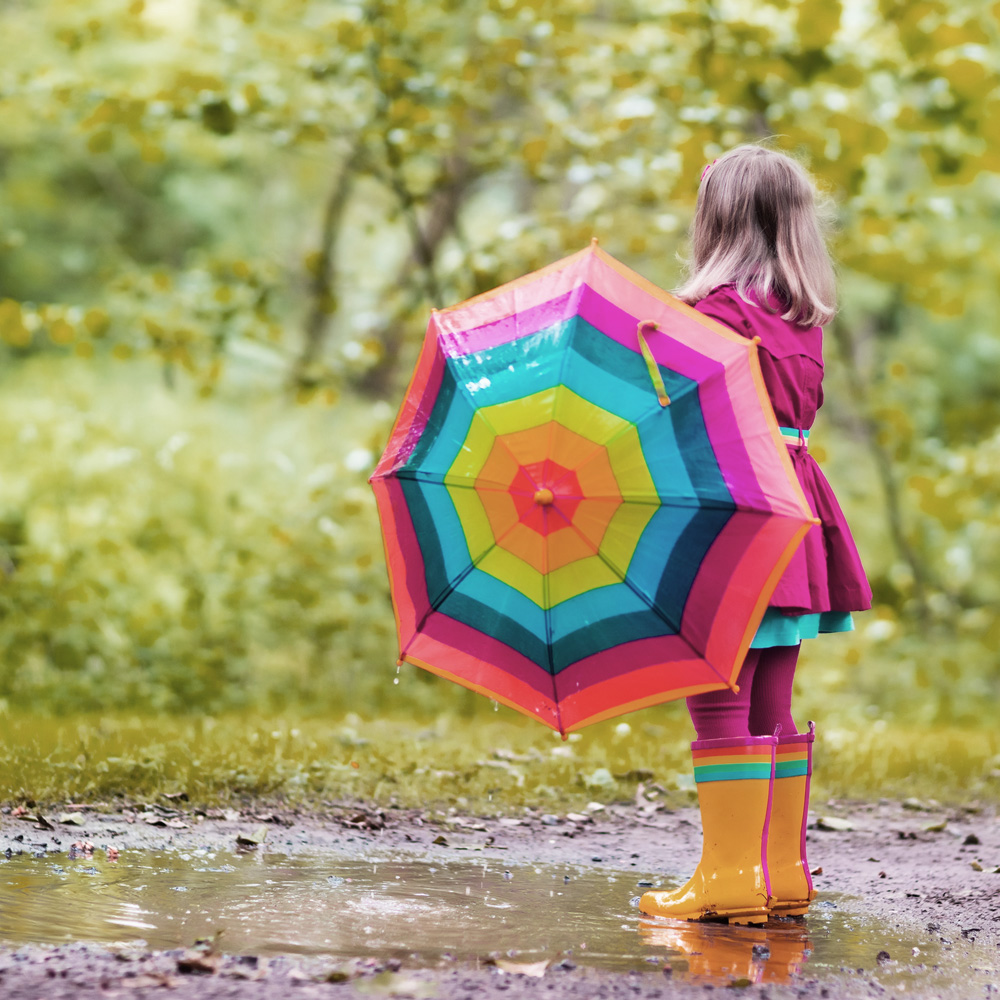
(0, 0), (998, 715)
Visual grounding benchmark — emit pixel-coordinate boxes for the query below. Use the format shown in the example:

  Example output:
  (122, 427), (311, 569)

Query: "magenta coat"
(694, 285), (873, 616)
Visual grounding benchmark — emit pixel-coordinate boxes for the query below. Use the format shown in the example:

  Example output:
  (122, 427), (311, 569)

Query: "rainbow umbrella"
(370, 242), (816, 736)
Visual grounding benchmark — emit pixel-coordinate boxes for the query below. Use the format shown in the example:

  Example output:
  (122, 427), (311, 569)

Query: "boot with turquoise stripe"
(768, 722), (817, 916)
(639, 734), (777, 925)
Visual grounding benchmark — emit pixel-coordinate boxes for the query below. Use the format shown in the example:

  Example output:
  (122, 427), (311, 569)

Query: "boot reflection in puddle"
(639, 918), (812, 985)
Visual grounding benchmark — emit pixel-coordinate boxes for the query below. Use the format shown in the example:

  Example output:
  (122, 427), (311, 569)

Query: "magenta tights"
(686, 644), (801, 741)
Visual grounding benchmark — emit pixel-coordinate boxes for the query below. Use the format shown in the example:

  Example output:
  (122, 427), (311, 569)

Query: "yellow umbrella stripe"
(448, 485), (495, 563)
(606, 426), (657, 499)
(475, 386), (629, 443)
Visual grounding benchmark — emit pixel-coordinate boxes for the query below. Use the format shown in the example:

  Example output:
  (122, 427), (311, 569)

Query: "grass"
(2, 705), (998, 815)
(2, 357), (997, 818)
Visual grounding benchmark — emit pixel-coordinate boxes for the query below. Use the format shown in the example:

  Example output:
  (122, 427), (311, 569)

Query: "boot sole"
(770, 889), (816, 917)
(641, 904), (771, 926)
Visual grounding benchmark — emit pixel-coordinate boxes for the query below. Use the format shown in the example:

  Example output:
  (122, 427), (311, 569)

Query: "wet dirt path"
(1, 798), (998, 999)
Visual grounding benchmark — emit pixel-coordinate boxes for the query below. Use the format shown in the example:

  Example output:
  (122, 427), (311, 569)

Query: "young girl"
(639, 145), (873, 925)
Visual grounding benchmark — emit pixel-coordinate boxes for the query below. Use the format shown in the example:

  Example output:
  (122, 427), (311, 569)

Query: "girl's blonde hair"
(676, 145), (836, 327)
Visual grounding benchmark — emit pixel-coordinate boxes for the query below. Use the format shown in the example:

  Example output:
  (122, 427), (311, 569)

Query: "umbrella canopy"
(370, 242), (816, 736)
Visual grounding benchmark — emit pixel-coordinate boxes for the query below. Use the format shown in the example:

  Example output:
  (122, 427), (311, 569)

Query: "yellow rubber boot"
(639, 735), (776, 925)
(768, 723), (817, 916)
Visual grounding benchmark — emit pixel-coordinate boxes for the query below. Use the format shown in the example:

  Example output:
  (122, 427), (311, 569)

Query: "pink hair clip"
(700, 158), (718, 183)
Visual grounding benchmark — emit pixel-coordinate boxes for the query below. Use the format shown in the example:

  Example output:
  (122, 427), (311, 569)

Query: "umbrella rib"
(556, 513), (686, 634)
(555, 508), (740, 690)
(585, 524), (741, 688)
(468, 408), (544, 491)
(547, 380), (703, 495)
(400, 493), (553, 659)
(396, 469), (513, 491)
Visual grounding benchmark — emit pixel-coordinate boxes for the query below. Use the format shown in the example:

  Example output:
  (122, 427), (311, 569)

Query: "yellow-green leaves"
(797, 0), (842, 52)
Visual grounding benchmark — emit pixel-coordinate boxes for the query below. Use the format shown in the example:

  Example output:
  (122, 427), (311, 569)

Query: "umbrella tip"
(751, 335), (762, 345)
(560, 731), (569, 741)
(590, 236), (599, 246)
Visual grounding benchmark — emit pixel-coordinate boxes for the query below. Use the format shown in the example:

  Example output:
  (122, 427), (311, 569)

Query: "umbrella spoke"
(552, 515), (742, 689)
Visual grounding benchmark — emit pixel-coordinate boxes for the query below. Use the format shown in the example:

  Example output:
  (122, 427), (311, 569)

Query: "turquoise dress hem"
(750, 609), (854, 649)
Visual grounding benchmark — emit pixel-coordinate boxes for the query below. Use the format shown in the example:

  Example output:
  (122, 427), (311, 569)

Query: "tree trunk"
(829, 304), (936, 626)
(291, 146), (362, 388)
(355, 160), (474, 397)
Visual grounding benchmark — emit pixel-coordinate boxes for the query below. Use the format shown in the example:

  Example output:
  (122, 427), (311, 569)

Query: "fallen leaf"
(341, 810), (386, 831)
(119, 972), (179, 989)
(902, 798), (926, 811)
(177, 950), (222, 974)
(613, 769), (654, 782)
(177, 933), (224, 975)
(451, 817), (488, 831)
(970, 861), (984, 871)
(494, 959), (550, 978)
(432, 835), (449, 846)
(816, 816), (854, 832)
(107, 847), (120, 862)
(69, 841), (95, 858)
(254, 813), (292, 826)
(34, 814), (55, 831)
(58, 813), (86, 826)
(322, 967), (354, 983)
(224, 959), (269, 981)
(922, 819), (948, 832)
(810, 866), (823, 876)
(107, 941), (147, 961)
(354, 971), (436, 997)
(236, 826), (268, 848)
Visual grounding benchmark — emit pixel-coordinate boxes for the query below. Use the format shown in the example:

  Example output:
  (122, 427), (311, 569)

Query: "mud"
(1, 797), (998, 999)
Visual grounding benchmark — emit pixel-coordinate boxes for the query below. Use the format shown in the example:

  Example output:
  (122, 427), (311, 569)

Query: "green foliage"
(0, 0), (998, 735)
(0, 357), (397, 713)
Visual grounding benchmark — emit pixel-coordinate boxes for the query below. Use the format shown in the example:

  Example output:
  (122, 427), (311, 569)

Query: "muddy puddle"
(1, 849), (997, 990)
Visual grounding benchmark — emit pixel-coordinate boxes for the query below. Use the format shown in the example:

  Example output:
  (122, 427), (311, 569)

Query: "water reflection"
(640, 917), (811, 985)
(0, 849), (996, 995)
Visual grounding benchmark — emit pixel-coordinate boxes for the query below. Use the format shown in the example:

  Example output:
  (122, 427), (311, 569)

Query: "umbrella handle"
(636, 320), (670, 407)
